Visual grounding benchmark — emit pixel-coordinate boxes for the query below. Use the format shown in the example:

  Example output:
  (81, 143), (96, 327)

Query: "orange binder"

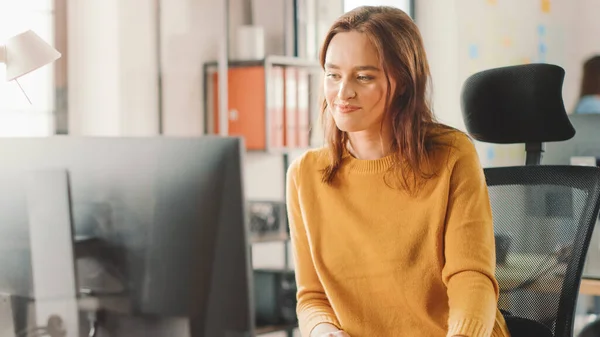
(211, 64), (287, 151)
(212, 66), (266, 150)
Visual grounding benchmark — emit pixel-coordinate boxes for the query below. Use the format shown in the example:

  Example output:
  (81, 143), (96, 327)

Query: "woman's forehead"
(325, 31), (380, 68)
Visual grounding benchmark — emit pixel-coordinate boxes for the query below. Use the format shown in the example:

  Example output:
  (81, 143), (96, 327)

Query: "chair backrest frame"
(485, 165), (600, 337)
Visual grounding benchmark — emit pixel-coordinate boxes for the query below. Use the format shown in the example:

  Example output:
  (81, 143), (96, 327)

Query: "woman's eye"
(326, 73), (340, 80)
(357, 75), (374, 81)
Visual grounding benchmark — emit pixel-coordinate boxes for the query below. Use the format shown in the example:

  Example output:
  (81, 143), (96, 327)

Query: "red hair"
(319, 6), (454, 192)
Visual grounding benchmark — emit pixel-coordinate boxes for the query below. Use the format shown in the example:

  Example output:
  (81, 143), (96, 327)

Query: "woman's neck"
(347, 129), (392, 160)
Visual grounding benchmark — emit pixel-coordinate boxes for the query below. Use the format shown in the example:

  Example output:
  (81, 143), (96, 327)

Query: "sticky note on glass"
(541, 0), (551, 13)
(469, 44), (479, 59)
(538, 24), (546, 36)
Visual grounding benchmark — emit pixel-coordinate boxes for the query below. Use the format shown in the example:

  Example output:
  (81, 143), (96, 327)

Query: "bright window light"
(0, 0), (55, 137)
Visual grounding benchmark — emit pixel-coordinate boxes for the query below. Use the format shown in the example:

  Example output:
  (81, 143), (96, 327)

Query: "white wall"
(159, 0), (221, 136)
(67, 0), (159, 136)
(119, 0), (161, 135)
(415, 0), (462, 130)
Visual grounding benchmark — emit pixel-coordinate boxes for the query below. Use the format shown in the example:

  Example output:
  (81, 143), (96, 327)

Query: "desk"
(580, 278), (600, 296)
(256, 323), (297, 335)
(496, 253), (564, 293)
(497, 253), (600, 296)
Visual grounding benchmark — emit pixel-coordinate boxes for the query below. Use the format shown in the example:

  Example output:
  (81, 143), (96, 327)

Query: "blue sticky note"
(538, 24), (546, 36)
(539, 43), (547, 54)
(469, 44), (479, 59)
(487, 146), (495, 161)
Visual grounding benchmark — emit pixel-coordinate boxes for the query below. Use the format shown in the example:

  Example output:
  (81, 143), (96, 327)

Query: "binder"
(297, 68), (311, 148)
(284, 67), (298, 148)
(269, 66), (285, 149)
(212, 66), (267, 150)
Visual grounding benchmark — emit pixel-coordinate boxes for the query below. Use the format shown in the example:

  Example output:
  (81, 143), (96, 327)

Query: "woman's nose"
(338, 81), (356, 100)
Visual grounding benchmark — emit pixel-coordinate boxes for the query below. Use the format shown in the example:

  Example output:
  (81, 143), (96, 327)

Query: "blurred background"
(1, 0), (600, 336)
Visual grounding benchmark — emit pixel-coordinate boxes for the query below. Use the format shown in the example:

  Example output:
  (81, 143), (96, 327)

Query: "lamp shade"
(0, 30), (61, 81)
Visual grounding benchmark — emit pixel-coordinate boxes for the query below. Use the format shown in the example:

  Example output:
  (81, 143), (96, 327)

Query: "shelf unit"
(204, 56), (320, 337)
(252, 152), (297, 336)
(203, 55), (322, 153)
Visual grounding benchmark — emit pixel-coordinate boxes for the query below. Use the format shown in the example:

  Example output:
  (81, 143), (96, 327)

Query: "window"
(0, 0), (55, 136)
(344, 0), (413, 17)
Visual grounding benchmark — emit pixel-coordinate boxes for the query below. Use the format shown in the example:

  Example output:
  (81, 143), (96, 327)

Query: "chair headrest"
(461, 63), (575, 144)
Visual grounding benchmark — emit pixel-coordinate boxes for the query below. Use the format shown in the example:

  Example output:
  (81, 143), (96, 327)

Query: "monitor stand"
(0, 293), (15, 337)
(25, 169), (79, 337)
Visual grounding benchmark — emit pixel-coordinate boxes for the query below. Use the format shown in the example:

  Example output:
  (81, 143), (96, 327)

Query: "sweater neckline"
(344, 152), (395, 174)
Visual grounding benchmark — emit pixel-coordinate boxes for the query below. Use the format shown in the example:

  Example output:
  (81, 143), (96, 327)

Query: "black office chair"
(461, 64), (600, 337)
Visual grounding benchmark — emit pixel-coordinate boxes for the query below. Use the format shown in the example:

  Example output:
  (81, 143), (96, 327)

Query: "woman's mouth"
(336, 104), (361, 113)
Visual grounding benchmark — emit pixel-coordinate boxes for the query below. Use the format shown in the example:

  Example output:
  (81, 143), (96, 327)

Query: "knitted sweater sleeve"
(442, 137), (500, 337)
(286, 157), (341, 337)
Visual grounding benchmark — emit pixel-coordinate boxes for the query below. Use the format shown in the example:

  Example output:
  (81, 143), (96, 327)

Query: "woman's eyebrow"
(325, 63), (381, 71)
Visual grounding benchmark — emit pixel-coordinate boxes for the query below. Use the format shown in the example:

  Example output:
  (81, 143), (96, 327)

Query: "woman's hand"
(311, 323), (350, 337)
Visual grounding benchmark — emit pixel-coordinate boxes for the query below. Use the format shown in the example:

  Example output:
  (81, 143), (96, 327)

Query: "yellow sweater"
(286, 133), (511, 337)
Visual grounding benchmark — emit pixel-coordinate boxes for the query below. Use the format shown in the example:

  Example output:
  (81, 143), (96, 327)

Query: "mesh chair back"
(485, 165), (600, 337)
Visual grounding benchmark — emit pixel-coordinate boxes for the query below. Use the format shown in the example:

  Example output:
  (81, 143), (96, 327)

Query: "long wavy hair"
(319, 6), (454, 192)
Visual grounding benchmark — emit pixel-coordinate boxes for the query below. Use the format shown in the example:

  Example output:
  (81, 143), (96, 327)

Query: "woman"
(574, 55), (600, 114)
(286, 6), (510, 337)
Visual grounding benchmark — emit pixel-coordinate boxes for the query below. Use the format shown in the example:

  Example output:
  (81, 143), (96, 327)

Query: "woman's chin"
(335, 124), (365, 133)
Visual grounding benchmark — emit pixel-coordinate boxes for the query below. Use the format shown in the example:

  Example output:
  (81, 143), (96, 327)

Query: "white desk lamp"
(0, 30), (61, 103)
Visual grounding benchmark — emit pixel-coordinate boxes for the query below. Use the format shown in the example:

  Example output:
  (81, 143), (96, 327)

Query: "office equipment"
(0, 294), (15, 337)
(545, 115), (600, 166)
(0, 136), (253, 337)
(462, 64), (600, 337)
(26, 169), (79, 337)
(248, 200), (288, 242)
(253, 269), (297, 326)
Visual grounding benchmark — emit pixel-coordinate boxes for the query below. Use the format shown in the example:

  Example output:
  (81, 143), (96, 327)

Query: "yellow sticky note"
(541, 0), (551, 13)
(487, 0), (497, 4)
(502, 37), (512, 47)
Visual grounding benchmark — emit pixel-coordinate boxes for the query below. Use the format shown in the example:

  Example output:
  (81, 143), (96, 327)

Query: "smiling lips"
(335, 104), (361, 114)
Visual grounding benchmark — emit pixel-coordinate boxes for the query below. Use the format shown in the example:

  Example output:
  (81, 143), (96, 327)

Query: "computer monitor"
(0, 136), (254, 337)
(544, 114), (600, 165)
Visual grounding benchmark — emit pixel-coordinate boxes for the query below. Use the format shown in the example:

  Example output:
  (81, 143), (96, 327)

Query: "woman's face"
(324, 31), (395, 133)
